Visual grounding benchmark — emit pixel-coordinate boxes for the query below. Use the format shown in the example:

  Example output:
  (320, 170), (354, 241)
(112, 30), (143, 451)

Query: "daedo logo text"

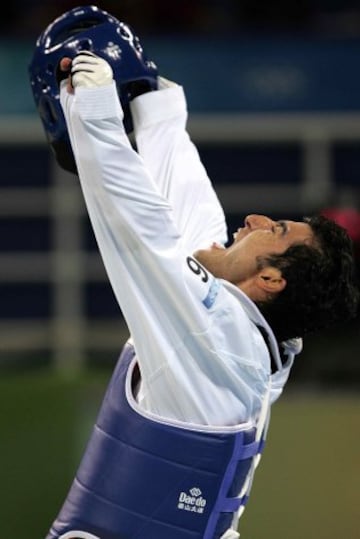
(177, 487), (207, 514)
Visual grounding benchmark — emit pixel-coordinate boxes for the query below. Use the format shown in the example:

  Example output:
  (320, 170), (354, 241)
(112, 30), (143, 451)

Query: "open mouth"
(233, 227), (246, 242)
(211, 242), (226, 250)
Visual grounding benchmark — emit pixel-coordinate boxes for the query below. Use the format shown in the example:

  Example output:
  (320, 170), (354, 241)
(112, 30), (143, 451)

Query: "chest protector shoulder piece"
(47, 343), (268, 539)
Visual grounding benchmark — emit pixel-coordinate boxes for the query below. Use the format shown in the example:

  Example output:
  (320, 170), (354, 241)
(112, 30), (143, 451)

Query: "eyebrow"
(277, 220), (288, 235)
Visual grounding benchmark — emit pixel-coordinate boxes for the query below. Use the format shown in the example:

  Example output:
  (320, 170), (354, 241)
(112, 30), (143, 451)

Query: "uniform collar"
(222, 280), (283, 371)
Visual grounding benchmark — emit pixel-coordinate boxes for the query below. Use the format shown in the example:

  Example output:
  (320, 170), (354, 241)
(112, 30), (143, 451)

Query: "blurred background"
(0, 1), (359, 538)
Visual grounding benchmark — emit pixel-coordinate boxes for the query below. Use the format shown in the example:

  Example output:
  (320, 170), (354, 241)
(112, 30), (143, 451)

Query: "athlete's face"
(194, 214), (314, 287)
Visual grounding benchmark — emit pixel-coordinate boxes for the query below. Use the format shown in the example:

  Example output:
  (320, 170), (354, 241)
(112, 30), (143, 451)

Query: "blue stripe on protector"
(203, 279), (220, 308)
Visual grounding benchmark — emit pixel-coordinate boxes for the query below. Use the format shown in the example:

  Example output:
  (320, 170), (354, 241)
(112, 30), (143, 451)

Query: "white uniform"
(60, 81), (299, 429)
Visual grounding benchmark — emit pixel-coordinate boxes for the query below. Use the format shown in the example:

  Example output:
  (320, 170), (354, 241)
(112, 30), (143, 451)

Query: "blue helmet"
(29, 5), (158, 173)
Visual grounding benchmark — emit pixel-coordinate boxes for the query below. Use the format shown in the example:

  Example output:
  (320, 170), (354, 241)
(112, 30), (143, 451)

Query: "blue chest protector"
(47, 343), (267, 539)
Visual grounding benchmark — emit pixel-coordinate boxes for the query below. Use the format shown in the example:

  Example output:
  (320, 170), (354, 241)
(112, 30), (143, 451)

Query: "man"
(40, 50), (358, 539)
(30, 8), (358, 539)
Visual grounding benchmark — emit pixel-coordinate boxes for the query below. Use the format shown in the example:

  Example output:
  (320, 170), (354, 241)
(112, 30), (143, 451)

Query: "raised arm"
(130, 81), (228, 251)
(61, 58), (209, 330)
(60, 52), (269, 426)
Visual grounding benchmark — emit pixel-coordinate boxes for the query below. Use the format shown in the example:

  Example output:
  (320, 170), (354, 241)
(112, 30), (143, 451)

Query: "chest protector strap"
(47, 343), (270, 539)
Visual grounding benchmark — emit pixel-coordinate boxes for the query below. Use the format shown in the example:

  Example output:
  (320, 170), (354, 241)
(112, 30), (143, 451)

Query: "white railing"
(1, 113), (359, 372)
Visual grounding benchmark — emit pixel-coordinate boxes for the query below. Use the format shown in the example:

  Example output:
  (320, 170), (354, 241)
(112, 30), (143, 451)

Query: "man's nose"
(245, 214), (274, 230)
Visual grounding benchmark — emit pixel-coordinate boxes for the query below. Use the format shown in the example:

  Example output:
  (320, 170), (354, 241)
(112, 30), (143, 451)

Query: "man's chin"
(193, 248), (223, 276)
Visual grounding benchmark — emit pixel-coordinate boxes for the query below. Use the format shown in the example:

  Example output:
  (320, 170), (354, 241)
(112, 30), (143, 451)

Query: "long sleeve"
(130, 85), (228, 251)
(60, 81), (271, 427)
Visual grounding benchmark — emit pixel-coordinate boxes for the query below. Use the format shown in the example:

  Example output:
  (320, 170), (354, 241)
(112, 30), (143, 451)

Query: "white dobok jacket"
(60, 79), (301, 429)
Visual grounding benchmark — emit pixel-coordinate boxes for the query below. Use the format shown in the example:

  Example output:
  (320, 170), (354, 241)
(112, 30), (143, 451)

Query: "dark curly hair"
(257, 215), (360, 342)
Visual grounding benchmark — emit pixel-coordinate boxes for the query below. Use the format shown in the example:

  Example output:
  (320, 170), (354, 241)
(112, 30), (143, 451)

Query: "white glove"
(71, 51), (113, 89)
(157, 76), (179, 90)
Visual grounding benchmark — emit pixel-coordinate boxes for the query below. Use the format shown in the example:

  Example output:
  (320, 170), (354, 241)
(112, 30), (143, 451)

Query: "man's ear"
(256, 267), (287, 295)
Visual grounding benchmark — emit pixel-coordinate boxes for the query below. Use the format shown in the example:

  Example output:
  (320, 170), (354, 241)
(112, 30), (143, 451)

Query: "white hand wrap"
(71, 51), (113, 88)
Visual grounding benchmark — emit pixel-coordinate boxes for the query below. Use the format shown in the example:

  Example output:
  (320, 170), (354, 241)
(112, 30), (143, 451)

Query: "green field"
(1, 368), (358, 538)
